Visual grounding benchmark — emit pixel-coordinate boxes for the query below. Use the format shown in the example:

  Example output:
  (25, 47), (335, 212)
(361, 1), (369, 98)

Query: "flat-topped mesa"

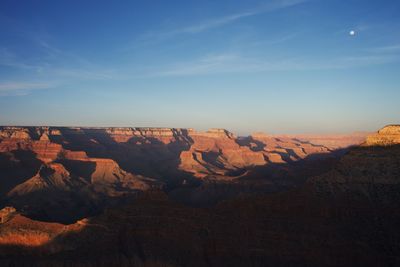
(1, 126), (231, 140)
(134, 127), (193, 137)
(89, 158), (124, 184)
(103, 127), (193, 143)
(193, 128), (235, 139)
(103, 127), (190, 136)
(250, 132), (272, 139)
(365, 125), (400, 146)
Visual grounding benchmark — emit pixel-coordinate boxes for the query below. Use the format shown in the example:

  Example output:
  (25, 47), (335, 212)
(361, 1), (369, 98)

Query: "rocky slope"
(0, 126), (398, 266)
(0, 126), (366, 222)
(310, 125), (400, 203)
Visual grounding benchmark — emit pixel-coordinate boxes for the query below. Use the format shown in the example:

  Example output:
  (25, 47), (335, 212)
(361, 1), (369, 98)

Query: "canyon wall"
(0, 126), (366, 222)
(0, 126), (398, 267)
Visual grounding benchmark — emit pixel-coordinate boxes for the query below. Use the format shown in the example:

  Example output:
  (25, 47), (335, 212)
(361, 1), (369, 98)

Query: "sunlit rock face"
(365, 125), (400, 146)
(104, 127), (192, 143)
(0, 127), (32, 140)
(2, 132), (400, 267)
(0, 126), (365, 222)
(179, 129), (267, 178)
(2, 126), (399, 267)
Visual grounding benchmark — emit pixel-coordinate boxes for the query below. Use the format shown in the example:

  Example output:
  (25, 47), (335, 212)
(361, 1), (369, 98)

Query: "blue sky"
(0, 0), (399, 135)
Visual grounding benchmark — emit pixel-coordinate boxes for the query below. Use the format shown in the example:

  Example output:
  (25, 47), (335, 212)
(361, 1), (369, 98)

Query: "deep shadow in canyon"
(0, 126), (399, 266)
(1, 142), (400, 267)
(1, 128), (347, 223)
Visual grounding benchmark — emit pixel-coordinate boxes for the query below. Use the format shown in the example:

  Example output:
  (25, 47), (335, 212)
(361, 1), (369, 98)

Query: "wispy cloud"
(133, 0), (308, 46)
(0, 14), (116, 80)
(0, 37), (116, 83)
(153, 52), (400, 77)
(176, 0), (307, 34)
(329, 54), (400, 69)
(367, 44), (400, 53)
(178, 11), (258, 34)
(0, 46), (43, 71)
(0, 15), (120, 97)
(0, 82), (54, 96)
(249, 32), (302, 47)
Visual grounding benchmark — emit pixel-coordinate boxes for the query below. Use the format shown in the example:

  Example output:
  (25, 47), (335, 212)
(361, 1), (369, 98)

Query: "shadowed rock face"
(0, 126), (366, 222)
(0, 126), (398, 266)
(310, 125), (400, 203)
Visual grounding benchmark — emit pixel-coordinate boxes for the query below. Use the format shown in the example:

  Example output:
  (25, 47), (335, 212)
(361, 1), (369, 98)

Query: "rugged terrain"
(0, 125), (398, 266)
(0, 126), (365, 222)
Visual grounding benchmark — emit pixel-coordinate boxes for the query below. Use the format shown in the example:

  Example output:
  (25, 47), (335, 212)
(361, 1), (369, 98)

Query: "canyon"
(0, 126), (366, 222)
(2, 125), (399, 266)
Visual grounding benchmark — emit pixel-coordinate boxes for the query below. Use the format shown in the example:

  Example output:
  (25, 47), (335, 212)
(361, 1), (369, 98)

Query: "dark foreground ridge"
(2, 126), (399, 266)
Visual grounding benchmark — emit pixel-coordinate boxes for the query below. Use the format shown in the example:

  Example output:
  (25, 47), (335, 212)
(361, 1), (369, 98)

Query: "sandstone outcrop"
(178, 129), (267, 178)
(0, 207), (16, 224)
(0, 126), (365, 222)
(8, 163), (74, 197)
(365, 124), (400, 146)
(89, 158), (151, 192)
(0, 127), (31, 140)
(0, 126), (398, 266)
(0, 212), (83, 248)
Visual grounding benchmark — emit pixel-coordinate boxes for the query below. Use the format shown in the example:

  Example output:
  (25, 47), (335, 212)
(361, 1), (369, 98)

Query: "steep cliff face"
(89, 158), (152, 193)
(8, 163), (74, 196)
(0, 126), (398, 266)
(105, 127), (192, 143)
(0, 127), (160, 222)
(0, 126), (356, 183)
(0, 130), (62, 163)
(179, 129), (267, 178)
(0, 126), (365, 222)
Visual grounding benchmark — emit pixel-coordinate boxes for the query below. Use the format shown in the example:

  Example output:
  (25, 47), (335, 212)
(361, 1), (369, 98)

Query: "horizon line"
(0, 124), (377, 137)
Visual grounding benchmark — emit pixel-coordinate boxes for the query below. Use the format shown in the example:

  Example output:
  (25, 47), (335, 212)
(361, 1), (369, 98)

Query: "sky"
(0, 0), (399, 135)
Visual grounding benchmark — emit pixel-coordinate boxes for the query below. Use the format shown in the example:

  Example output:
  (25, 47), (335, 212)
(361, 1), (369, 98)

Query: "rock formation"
(0, 126), (366, 222)
(0, 207), (16, 224)
(309, 125), (400, 203)
(365, 124), (400, 146)
(0, 125), (398, 266)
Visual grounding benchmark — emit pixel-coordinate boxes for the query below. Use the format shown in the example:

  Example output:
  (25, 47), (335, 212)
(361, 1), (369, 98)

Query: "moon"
(349, 30), (356, 36)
